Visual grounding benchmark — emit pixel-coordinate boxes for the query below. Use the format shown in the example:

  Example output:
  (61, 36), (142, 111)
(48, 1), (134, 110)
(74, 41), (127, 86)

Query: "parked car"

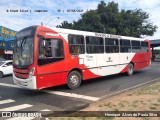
(0, 60), (13, 78)
(0, 57), (5, 61)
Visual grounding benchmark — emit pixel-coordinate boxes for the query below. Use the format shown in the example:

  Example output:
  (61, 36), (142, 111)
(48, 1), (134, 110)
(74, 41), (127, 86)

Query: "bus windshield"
(13, 37), (34, 67)
(13, 26), (36, 67)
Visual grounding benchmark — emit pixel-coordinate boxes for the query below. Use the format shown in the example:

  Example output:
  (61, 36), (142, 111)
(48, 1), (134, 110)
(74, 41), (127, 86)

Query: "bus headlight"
(29, 67), (35, 78)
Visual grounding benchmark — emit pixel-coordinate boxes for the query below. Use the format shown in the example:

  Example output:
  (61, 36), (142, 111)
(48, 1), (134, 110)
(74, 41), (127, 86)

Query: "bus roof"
(45, 26), (145, 41)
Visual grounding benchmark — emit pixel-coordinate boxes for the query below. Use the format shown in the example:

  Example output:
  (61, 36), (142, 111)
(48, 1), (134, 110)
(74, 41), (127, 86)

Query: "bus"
(13, 26), (151, 90)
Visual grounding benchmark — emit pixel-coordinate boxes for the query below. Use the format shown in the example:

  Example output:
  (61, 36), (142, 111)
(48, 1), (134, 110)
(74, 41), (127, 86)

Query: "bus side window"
(86, 36), (104, 54)
(141, 41), (148, 52)
(38, 39), (64, 66)
(68, 35), (85, 55)
(105, 38), (119, 53)
(132, 40), (141, 53)
(120, 39), (131, 53)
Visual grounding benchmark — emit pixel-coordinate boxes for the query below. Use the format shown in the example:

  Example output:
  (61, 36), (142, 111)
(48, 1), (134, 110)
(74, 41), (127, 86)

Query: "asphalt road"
(0, 62), (160, 118)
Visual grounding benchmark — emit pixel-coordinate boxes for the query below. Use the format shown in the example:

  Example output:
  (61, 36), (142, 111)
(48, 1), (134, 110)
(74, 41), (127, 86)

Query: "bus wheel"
(67, 71), (81, 89)
(127, 63), (134, 76)
(0, 71), (3, 78)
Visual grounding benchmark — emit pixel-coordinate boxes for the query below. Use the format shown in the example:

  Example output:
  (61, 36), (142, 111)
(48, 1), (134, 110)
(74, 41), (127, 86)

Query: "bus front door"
(82, 54), (97, 78)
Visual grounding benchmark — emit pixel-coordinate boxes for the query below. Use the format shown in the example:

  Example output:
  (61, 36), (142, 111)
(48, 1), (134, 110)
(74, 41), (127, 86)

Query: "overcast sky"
(0, 0), (159, 40)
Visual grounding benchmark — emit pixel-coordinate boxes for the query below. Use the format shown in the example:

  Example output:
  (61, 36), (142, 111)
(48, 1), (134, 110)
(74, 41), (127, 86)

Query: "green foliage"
(57, 1), (157, 37)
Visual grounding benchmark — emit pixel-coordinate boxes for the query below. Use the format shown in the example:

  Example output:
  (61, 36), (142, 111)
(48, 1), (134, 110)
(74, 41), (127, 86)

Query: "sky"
(0, 0), (160, 40)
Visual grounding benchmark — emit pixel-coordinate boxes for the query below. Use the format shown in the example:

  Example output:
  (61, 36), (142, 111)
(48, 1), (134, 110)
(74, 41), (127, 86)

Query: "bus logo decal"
(106, 57), (113, 62)
(46, 33), (59, 36)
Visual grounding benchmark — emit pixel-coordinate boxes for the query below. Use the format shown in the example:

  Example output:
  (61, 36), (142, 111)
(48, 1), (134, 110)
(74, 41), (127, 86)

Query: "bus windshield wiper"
(20, 36), (27, 52)
(18, 36), (27, 57)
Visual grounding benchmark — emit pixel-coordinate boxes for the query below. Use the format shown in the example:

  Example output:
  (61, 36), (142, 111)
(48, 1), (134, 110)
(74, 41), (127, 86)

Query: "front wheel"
(0, 71), (3, 78)
(67, 71), (81, 89)
(127, 63), (134, 76)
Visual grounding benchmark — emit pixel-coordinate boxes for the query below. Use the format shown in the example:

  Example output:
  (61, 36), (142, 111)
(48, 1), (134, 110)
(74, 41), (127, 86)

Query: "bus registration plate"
(15, 80), (21, 85)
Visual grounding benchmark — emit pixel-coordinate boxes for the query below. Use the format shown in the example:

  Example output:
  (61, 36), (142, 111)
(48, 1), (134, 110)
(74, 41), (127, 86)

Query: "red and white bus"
(13, 26), (151, 89)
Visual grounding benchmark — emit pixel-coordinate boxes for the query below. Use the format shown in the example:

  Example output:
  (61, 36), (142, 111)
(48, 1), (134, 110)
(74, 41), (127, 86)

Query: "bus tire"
(67, 71), (81, 89)
(127, 63), (134, 76)
(0, 71), (3, 78)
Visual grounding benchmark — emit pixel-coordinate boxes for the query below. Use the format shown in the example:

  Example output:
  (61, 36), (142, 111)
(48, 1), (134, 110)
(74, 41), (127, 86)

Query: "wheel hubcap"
(70, 75), (79, 86)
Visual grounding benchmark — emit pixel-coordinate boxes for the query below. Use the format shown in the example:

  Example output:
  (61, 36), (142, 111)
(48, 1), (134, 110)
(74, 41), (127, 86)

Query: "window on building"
(68, 35), (85, 55)
(141, 41), (148, 52)
(86, 36), (104, 53)
(105, 38), (119, 53)
(131, 40), (141, 53)
(120, 39), (131, 53)
(38, 38), (64, 66)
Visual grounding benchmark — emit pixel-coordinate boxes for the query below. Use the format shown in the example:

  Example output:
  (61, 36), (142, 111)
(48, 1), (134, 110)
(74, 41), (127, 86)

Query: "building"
(0, 26), (16, 60)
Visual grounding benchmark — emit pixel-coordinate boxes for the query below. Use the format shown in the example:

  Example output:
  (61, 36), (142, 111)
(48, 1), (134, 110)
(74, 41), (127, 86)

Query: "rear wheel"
(0, 71), (3, 78)
(67, 71), (81, 89)
(127, 63), (134, 76)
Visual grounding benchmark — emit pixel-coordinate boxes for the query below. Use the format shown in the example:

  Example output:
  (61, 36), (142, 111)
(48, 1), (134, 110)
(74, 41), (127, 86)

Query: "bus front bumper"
(13, 73), (37, 89)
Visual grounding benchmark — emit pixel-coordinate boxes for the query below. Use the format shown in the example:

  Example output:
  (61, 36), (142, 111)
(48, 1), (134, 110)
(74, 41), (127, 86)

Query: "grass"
(113, 108), (119, 111)
(132, 104), (137, 108)
(127, 93), (133, 96)
(99, 102), (113, 108)
(140, 100), (143, 103)
(97, 117), (114, 120)
(80, 117), (87, 120)
(99, 104), (103, 107)
(118, 102), (125, 108)
(103, 102), (113, 108)
(157, 97), (160, 102)
(50, 83), (160, 120)
(50, 117), (114, 120)
(151, 103), (160, 106)
(149, 106), (157, 110)
(147, 100), (151, 102)
(142, 117), (150, 120)
(135, 83), (160, 95)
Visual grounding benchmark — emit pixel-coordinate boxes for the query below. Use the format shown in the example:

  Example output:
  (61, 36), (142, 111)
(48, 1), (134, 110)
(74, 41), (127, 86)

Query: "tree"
(57, 21), (73, 29)
(57, 1), (157, 37)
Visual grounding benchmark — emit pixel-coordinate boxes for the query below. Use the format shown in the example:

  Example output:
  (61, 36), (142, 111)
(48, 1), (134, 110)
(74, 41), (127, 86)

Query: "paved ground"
(0, 62), (160, 119)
